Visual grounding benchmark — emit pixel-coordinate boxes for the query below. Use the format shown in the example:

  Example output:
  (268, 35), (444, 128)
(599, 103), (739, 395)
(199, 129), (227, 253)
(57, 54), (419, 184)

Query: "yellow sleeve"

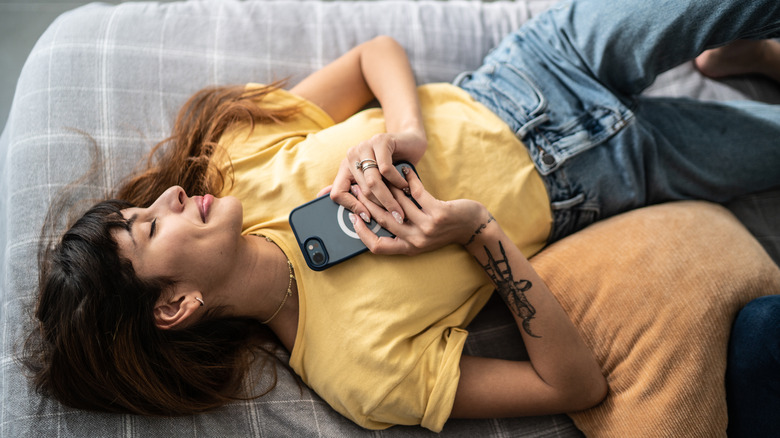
(363, 328), (469, 433)
(218, 83), (335, 161)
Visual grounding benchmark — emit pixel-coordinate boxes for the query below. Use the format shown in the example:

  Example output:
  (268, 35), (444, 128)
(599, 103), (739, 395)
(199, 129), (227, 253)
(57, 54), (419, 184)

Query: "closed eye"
(150, 218), (157, 238)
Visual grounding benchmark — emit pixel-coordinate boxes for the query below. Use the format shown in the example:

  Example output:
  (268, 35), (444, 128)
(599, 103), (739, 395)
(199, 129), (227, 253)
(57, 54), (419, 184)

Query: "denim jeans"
(726, 295), (780, 437)
(456, 0), (780, 242)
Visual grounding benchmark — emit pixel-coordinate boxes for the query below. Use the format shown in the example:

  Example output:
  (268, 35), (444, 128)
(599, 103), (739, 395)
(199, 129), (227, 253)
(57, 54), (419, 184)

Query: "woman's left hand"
(328, 130), (427, 225)
(349, 165), (487, 256)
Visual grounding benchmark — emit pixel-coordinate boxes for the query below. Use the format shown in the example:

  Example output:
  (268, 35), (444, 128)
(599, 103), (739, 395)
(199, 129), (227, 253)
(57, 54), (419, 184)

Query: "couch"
(2, 1), (779, 436)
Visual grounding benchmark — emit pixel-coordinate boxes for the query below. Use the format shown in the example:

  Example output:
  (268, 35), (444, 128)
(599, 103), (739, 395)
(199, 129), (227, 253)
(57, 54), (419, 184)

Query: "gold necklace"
(260, 235), (295, 324)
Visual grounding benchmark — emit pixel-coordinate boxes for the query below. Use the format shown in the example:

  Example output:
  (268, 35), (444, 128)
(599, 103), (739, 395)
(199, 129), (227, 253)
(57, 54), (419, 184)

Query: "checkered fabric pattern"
(1, 1), (778, 436)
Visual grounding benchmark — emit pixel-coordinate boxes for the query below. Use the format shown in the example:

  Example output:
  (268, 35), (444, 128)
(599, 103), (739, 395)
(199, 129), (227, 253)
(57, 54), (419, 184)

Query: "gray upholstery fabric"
(1, 0), (778, 436)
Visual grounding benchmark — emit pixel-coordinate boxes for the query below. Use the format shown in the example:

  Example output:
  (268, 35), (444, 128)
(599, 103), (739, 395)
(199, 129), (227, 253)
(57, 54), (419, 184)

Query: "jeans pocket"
(483, 57), (634, 176)
(488, 63), (548, 135)
(528, 105), (634, 176)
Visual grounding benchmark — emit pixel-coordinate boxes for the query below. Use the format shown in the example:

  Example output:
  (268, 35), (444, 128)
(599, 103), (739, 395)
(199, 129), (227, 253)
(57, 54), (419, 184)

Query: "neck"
(208, 234), (299, 348)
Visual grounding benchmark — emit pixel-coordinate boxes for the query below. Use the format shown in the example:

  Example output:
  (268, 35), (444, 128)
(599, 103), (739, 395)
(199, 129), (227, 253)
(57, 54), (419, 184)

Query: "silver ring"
(361, 162), (379, 172)
(356, 159), (376, 171)
(355, 158), (376, 170)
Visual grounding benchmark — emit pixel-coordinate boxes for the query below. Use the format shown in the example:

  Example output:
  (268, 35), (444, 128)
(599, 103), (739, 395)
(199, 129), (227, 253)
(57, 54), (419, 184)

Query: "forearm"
(464, 214), (604, 393)
(353, 173), (607, 413)
(359, 37), (426, 162)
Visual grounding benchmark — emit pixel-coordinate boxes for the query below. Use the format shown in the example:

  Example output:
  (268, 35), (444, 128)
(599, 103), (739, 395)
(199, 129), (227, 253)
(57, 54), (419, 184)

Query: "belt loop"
(516, 113), (549, 138)
(452, 71), (473, 87)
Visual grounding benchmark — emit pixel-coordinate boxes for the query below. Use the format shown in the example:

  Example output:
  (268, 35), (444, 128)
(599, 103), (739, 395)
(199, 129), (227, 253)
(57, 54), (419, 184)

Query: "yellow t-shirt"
(217, 83), (552, 432)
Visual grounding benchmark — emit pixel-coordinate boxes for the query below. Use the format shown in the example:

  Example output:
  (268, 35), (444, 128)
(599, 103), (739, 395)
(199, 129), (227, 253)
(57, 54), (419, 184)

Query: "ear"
(153, 290), (204, 330)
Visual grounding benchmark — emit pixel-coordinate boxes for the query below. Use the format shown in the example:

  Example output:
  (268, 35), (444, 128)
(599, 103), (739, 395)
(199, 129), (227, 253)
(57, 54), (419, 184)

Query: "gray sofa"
(1, 1), (778, 436)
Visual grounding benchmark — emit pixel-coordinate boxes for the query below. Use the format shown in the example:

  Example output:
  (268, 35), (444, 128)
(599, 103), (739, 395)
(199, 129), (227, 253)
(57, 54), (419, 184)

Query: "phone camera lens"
(304, 238), (328, 267)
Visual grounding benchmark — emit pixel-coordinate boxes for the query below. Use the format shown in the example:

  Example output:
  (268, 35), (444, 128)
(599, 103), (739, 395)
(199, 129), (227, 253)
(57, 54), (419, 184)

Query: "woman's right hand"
(348, 165), (489, 256)
(329, 130), (427, 226)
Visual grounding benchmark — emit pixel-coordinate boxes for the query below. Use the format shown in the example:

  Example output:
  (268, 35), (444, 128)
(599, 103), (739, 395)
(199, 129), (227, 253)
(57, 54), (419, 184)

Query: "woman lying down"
(24, 0), (780, 432)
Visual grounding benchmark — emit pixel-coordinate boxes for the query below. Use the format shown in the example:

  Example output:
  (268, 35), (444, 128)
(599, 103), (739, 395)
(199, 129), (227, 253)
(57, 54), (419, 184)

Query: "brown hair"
(24, 83), (302, 415)
(118, 82), (301, 205)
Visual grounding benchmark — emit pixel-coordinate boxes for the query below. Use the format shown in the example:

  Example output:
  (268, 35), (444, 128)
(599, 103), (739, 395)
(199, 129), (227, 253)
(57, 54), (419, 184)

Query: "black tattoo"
(464, 213), (496, 246)
(478, 241), (540, 338)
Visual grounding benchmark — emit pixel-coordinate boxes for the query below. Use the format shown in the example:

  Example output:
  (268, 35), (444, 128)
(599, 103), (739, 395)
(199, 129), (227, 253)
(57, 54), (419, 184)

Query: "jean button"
(541, 152), (556, 166)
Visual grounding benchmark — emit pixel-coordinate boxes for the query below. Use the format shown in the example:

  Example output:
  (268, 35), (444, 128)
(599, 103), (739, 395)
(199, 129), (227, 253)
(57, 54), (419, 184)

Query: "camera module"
(305, 238), (328, 267)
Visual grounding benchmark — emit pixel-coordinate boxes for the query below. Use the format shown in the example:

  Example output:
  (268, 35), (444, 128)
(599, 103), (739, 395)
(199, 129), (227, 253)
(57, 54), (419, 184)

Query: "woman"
(25, 0), (780, 433)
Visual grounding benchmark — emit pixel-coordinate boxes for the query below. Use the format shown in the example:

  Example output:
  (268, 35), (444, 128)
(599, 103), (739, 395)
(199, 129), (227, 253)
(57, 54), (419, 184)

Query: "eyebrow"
(125, 213), (138, 248)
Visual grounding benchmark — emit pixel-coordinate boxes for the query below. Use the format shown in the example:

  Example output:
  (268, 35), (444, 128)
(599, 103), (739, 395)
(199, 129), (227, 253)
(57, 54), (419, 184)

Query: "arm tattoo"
(477, 241), (540, 338)
(464, 213), (495, 246)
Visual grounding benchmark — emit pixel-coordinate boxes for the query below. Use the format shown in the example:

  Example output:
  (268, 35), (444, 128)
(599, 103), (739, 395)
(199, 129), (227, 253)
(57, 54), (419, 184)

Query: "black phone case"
(289, 161), (417, 271)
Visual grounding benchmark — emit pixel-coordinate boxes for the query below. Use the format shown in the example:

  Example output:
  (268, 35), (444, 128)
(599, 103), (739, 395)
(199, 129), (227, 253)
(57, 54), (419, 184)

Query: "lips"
(196, 195), (214, 223)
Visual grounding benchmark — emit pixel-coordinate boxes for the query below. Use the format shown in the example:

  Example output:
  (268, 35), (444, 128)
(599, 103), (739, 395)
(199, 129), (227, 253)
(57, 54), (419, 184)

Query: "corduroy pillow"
(530, 201), (780, 437)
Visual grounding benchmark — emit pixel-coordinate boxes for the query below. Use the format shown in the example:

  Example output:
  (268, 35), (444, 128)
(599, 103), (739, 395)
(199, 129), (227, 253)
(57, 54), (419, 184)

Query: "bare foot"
(694, 39), (780, 84)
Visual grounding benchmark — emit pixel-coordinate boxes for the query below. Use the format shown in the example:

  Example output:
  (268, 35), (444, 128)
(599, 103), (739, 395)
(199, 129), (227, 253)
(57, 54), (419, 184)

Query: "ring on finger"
(361, 162), (379, 172)
(356, 158), (377, 170)
(355, 158), (376, 169)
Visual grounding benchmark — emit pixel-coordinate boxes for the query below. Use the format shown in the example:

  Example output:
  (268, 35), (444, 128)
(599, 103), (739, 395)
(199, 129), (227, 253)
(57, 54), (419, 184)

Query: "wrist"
(462, 207), (498, 247)
(392, 127), (428, 163)
(398, 119), (425, 137)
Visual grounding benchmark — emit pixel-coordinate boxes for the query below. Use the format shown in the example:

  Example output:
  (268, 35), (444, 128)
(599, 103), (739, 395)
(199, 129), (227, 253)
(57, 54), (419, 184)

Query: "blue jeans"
(456, 0), (780, 242)
(727, 295), (780, 437)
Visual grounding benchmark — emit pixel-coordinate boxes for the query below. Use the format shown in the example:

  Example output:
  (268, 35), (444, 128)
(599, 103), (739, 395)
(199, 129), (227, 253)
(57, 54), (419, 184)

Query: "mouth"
(196, 195), (214, 223)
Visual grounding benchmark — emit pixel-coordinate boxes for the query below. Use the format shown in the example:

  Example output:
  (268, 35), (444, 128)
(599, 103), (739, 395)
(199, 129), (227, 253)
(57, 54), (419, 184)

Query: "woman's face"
(113, 186), (244, 290)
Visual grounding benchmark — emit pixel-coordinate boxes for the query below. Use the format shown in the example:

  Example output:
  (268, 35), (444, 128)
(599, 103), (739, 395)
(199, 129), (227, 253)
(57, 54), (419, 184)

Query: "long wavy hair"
(23, 82), (302, 415)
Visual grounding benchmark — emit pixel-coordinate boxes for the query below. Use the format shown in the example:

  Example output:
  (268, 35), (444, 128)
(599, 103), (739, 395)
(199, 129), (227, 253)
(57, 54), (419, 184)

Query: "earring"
(195, 297), (204, 307)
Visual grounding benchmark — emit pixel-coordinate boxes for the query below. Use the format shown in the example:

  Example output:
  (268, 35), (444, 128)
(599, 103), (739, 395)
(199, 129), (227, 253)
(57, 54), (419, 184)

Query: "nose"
(151, 185), (186, 214)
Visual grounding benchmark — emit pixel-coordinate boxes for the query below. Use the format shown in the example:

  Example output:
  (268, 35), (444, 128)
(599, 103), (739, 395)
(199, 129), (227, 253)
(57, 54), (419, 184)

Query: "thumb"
(316, 185), (333, 197)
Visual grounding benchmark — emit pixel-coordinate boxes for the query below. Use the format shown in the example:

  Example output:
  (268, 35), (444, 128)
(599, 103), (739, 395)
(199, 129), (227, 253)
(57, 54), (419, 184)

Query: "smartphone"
(289, 161), (418, 271)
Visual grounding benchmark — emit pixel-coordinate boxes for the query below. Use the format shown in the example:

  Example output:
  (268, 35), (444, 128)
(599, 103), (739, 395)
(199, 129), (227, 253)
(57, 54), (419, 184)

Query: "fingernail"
(403, 187), (411, 196)
(360, 212), (370, 223)
(392, 211), (403, 224)
(349, 213), (357, 224)
(350, 185), (358, 196)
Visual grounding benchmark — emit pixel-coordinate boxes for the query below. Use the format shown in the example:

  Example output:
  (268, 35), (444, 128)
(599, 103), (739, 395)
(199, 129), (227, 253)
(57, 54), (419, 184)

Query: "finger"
(400, 167), (438, 209)
(350, 211), (410, 255)
(316, 185), (333, 197)
(352, 183), (395, 225)
(349, 151), (379, 203)
(388, 183), (426, 222)
(374, 146), (407, 190)
(330, 161), (371, 223)
(331, 161), (356, 201)
(383, 164), (433, 212)
(361, 167), (405, 224)
(356, 185), (404, 233)
(351, 136), (403, 207)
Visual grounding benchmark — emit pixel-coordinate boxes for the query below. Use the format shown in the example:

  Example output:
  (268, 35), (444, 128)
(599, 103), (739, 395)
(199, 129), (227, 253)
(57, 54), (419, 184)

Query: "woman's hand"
(330, 130), (427, 225)
(349, 165), (488, 256)
(353, 168), (609, 419)
(290, 35), (426, 223)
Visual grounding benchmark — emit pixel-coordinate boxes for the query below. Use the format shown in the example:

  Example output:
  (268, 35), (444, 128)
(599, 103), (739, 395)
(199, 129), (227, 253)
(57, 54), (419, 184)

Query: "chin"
(220, 196), (244, 229)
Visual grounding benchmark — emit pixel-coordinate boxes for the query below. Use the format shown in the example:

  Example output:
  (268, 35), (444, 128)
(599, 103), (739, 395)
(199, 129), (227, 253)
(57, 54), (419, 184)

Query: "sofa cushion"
(530, 201), (780, 437)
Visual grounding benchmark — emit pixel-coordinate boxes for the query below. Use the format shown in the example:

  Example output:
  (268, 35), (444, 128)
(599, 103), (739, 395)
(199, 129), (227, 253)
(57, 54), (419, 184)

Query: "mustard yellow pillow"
(530, 201), (780, 437)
